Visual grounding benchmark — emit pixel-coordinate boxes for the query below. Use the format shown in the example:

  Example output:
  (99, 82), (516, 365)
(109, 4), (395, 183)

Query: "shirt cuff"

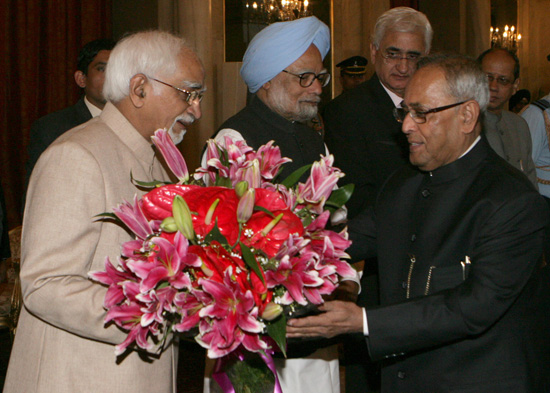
(362, 307), (369, 336)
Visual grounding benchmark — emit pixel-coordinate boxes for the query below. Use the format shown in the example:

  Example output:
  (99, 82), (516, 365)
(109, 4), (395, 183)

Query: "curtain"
(0, 0), (112, 229)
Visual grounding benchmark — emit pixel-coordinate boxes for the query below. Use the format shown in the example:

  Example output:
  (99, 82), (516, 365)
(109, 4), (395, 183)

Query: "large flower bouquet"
(89, 129), (355, 392)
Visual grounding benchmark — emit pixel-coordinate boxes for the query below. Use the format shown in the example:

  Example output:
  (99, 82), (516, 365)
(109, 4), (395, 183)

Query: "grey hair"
(372, 7), (433, 53)
(417, 54), (490, 113)
(103, 30), (197, 103)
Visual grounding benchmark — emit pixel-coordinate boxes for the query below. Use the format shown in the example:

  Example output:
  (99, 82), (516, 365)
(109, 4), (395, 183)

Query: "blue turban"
(240, 16), (330, 93)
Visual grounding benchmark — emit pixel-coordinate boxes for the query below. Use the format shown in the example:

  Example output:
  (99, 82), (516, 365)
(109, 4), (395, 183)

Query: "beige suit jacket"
(4, 103), (177, 393)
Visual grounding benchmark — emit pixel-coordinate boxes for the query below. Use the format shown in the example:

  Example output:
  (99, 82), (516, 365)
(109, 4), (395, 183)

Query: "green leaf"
(239, 242), (265, 285)
(326, 183), (354, 211)
(266, 314), (287, 358)
(253, 205), (275, 217)
(204, 219), (229, 245)
(214, 176), (233, 188)
(94, 212), (118, 219)
(130, 171), (165, 188)
(280, 164), (312, 188)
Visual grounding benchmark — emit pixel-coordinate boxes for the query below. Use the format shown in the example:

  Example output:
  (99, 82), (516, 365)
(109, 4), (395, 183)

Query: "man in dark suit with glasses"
(288, 54), (550, 393)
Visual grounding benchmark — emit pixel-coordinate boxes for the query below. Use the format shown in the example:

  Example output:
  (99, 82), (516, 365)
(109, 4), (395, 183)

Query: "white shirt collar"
(459, 135), (481, 158)
(84, 96), (103, 117)
(379, 80), (404, 108)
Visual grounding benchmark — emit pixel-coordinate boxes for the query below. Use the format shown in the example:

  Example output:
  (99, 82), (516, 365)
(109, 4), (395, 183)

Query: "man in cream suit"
(4, 30), (205, 393)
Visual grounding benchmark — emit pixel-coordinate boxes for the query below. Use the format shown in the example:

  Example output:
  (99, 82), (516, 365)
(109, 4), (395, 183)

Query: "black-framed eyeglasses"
(381, 50), (421, 64)
(393, 101), (467, 124)
(282, 70), (331, 88)
(150, 77), (204, 104)
(486, 73), (513, 87)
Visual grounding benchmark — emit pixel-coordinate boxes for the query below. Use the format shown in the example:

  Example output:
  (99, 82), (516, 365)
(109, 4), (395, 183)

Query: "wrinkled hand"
(324, 280), (359, 303)
(286, 300), (363, 339)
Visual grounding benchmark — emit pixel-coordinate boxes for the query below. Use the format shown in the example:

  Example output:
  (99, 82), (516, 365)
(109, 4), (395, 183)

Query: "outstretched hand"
(286, 300), (364, 339)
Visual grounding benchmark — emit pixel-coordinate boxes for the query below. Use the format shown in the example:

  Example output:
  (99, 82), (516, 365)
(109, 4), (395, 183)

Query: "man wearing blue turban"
(212, 16), (331, 181)
(203, 16), (353, 393)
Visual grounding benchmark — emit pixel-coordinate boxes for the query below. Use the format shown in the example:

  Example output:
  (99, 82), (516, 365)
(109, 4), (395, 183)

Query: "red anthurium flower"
(191, 242), (247, 284)
(141, 184), (201, 221)
(241, 209), (304, 258)
(254, 188), (288, 211)
(179, 187), (240, 244)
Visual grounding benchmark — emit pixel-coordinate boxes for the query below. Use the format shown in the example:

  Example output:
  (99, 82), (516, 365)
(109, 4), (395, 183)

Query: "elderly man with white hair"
(203, 16), (347, 393)
(4, 30), (204, 393)
(212, 16), (330, 180)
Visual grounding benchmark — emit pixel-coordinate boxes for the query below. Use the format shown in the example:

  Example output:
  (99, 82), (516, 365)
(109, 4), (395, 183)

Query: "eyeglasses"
(381, 50), (421, 65)
(150, 77), (204, 104)
(282, 70), (331, 88)
(393, 101), (467, 124)
(486, 73), (513, 87)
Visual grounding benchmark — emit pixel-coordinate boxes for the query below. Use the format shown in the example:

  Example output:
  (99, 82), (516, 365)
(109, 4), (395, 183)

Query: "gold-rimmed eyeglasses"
(150, 77), (204, 104)
(381, 50), (421, 65)
(282, 70), (331, 88)
(393, 101), (467, 124)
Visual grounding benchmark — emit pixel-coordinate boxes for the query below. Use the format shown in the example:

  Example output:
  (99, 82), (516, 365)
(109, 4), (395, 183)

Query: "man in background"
(323, 7), (432, 219)
(522, 54), (550, 199)
(203, 16), (347, 393)
(322, 8), (432, 391)
(478, 47), (537, 187)
(288, 54), (550, 392)
(509, 88), (530, 113)
(4, 30), (204, 393)
(336, 55), (368, 92)
(522, 54), (550, 259)
(25, 38), (115, 185)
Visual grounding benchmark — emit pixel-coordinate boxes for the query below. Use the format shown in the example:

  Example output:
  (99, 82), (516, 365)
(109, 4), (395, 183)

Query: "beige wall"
(518, 0), (550, 100)
(330, 0), (389, 97)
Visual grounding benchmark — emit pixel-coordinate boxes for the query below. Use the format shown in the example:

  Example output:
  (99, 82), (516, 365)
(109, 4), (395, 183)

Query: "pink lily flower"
(137, 286), (178, 327)
(173, 290), (206, 332)
(104, 301), (156, 355)
(129, 232), (200, 293)
(253, 140), (292, 181)
(266, 254), (324, 306)
(198, 268), (263, 340)
(151, 129), (189, 183)
(121, 239), (146, 260)
(197, 314), (268, 358)
(113, 195), (153, 240)
(89, 257), (137, 308)
(296, 155), (344, 213)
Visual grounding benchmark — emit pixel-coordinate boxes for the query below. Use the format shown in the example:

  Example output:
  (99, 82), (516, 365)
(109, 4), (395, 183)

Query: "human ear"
(460, 100), (480, 134)
(129, 74), (148, 108)
(74, 71), (86, 89)
(512, 78), (520, 95)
